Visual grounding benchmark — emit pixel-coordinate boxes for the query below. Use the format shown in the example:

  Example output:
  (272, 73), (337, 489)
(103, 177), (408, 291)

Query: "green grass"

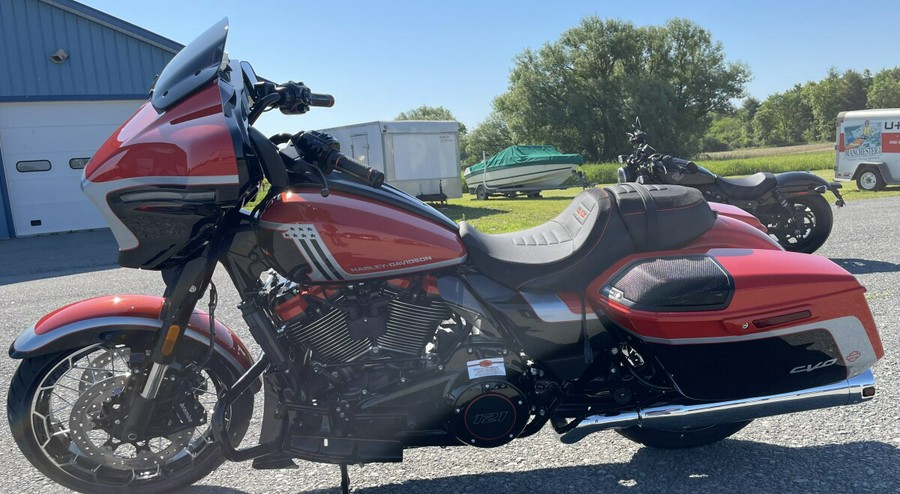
(578, 151), (837, 185)
(440, 167), (900, 234)
(700, 143), (833, 160)
(698, 151), (835, 176)
(437, 188), (585, 234)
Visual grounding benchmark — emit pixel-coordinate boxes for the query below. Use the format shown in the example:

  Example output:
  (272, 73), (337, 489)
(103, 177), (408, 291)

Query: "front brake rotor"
(68, 375), (193, 469)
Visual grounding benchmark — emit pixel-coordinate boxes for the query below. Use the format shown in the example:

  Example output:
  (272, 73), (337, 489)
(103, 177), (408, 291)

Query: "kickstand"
(340, 463), (351, 494)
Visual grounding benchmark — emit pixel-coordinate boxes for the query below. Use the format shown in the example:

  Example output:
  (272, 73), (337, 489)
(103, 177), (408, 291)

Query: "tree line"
(395, 16), (900, 166)
(704, 67), (900, 151)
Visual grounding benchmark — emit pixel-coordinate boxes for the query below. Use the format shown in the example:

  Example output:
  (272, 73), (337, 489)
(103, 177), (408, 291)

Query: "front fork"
(120, 250), (219, 441)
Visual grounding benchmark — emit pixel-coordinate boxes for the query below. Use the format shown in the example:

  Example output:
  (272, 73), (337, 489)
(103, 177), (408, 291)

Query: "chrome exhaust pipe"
(559, 370), (876, 444)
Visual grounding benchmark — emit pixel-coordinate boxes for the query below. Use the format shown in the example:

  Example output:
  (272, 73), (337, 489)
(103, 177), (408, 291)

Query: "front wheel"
(616, 421), (752, 449)
(765, 194), (833, 254)
(8, 334), (253, 494)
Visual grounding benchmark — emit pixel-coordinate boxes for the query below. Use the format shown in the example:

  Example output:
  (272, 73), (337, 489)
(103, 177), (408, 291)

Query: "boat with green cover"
(464, 145), (583, 196)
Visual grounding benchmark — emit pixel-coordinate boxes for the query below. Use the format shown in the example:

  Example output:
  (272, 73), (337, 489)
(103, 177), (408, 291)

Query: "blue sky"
(83, 0), (900, 137)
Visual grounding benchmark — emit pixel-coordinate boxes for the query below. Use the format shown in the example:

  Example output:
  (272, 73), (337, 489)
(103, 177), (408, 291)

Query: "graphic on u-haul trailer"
(835, 109), (900, 191)
(841, 121), (882, 157)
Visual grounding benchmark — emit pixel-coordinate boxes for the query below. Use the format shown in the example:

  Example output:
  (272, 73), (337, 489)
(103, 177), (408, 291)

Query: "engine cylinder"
(280, 282), (449, 364)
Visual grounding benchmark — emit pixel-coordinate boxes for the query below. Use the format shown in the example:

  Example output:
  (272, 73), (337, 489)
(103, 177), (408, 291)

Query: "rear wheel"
(8, 335), (253, 494)
(856, 167), (885, 191)
(475, 185), (488, 201)
(616, 421), (752, 449)
(766, 194), (833, 253)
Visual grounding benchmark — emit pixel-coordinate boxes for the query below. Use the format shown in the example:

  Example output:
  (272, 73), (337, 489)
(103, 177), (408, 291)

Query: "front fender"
(9, 295), (254, 373)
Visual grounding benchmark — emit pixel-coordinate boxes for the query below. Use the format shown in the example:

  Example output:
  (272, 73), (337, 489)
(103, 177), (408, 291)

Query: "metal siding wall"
(0, 0), (178, 99)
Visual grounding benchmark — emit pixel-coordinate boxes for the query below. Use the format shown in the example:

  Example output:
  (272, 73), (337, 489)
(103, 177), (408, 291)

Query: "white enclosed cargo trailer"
(317, 120), (462, 201)
(835, 109), (900, 191)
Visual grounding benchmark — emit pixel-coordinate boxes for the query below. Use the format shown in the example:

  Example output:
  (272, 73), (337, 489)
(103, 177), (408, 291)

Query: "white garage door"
(0, 100), (142, 236)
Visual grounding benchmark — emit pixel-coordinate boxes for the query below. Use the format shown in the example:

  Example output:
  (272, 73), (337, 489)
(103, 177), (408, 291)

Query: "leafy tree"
(867, 67), (900, 108)
(804, 68), (869, 140)
(741, 97), (761, 123)
(395, 105), (466, 134)
(752, 85), (813, 146)
(494, 17), (749, 160)
(703, 112), (746, 151)
(395, 105), (468, 162)
(463, 112), (515, 166)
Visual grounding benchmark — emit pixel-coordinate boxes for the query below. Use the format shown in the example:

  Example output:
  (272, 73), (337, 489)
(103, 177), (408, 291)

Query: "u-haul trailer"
(835, 109), (900, 191)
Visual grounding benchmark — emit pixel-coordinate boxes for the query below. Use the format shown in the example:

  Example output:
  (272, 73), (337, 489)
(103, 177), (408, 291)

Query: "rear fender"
(775, 171), (832, 194)
(9, 295), (254, 373)
(709, 202), (767, 232)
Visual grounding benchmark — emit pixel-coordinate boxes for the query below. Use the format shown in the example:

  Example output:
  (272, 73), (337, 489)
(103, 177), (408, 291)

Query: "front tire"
(766, 194), (833, 254)
(616, 421), (752, 449)
(856, 167), (885, 192)
(8, 335), (253, 494)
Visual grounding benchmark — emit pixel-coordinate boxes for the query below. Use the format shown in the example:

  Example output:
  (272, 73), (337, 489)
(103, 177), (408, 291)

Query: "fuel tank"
(255, 185), (467, 283)
(661, 164), (717, 186)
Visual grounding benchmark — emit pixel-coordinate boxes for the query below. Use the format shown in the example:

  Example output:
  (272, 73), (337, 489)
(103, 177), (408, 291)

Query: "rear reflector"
(753, 310), (812, 329)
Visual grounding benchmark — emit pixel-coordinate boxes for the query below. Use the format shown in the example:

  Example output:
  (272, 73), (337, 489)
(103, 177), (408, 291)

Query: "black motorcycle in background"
(617, 125), (845, 253)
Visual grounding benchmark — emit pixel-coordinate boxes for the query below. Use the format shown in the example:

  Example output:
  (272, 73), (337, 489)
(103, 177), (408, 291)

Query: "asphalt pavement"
(0, 196), (897, 494)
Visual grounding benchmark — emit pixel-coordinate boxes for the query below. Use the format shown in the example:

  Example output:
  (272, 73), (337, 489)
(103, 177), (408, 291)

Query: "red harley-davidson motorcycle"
(7, 20), (883, 494)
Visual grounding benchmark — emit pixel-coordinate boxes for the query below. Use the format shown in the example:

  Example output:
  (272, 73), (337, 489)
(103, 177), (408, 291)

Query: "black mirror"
(617, 154), (628, 164)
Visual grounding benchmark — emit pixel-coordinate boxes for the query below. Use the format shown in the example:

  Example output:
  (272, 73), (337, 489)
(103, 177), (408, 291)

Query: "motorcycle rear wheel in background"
(7, 333), (253, 494)
(764, 194), (834, 254)
(616, 421), (753, 449)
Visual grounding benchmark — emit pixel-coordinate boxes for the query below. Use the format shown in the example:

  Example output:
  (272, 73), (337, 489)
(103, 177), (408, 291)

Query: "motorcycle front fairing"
(81, 19), (261, 270)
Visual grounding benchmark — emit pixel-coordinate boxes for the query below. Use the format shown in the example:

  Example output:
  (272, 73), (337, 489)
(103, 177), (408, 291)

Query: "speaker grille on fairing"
(604, 255), (733, 311)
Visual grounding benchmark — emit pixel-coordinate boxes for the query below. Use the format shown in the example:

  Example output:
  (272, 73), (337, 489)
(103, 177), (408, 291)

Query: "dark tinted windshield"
(151, 18), (229, 111)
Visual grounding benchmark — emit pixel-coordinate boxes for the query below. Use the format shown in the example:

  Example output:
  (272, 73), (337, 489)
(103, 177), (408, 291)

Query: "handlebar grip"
(329, 151), (384, 188)
(309, 93), (334, 108)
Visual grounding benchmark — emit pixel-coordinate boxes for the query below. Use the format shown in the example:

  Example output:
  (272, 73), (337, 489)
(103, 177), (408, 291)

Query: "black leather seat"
(717, 172), (776, 200)
(460, 184), (716, 291)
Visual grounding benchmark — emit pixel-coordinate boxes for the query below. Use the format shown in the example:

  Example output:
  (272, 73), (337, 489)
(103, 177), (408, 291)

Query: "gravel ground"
(0, 195), (897, 494)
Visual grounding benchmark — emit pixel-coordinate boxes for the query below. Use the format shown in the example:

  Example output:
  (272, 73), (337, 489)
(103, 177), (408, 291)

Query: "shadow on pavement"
(831, 257), (900, 274)
(0, 229), (119, 285)
(185, 440), (898, 494)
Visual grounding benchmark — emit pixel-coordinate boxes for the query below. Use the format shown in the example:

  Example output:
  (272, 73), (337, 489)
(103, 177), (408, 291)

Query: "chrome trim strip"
(12, 317), (249, 373)
(12, 317), (161, 354)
